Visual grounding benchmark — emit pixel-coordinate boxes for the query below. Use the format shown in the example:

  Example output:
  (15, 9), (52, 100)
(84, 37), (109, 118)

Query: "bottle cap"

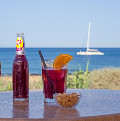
(17, 33), (24, 37)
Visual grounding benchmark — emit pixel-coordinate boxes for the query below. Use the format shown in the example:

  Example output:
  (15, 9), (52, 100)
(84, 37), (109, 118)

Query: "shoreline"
(0, 73), (42, 77)
(0, 73), (74, 77)
(0, 67), (120, 90)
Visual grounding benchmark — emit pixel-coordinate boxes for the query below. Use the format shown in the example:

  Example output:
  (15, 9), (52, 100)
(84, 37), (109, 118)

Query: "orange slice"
(53, 54), (73, 69)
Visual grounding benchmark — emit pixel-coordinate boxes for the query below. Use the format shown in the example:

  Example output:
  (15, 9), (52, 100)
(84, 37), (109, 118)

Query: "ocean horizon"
(0, 48), (120, 76)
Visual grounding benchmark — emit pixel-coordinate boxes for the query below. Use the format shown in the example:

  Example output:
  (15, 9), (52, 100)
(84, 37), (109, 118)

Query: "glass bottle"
(12, 33), (29, 101)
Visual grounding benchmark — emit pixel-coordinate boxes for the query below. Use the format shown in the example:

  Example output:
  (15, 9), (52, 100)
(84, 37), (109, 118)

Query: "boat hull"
(77, 52), (104, 55)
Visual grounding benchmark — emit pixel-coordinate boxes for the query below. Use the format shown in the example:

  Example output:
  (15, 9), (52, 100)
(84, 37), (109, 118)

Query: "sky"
(0, 0), (120, 48)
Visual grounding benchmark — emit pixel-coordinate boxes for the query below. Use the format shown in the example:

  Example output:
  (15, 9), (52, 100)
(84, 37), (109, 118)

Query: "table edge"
(0, 113), (120, 121)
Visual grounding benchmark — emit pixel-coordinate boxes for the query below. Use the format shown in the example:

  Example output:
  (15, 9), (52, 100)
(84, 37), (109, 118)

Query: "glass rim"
(41, 60), (68, 70)
(41, 60), (54, 62)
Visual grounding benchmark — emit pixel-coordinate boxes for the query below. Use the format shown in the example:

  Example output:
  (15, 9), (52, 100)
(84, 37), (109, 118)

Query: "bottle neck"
(16, 36), (26, 55)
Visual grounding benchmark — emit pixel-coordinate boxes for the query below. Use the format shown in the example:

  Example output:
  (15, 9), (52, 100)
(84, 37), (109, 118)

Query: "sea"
(0, 48), (120, 76)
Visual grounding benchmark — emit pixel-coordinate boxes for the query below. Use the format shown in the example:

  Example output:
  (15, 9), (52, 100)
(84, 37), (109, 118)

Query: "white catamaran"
(77, 22), (104, 55)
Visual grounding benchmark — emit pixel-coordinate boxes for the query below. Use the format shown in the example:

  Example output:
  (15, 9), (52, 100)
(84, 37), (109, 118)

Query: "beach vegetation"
(0, 67), (120, 92)
(0, 76), (12, 91)
(88, 68), (120, 90)
(67, 61), (91, 89)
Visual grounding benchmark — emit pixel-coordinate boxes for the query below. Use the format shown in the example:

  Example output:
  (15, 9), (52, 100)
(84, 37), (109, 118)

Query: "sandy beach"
(0, 68), (120, 91)
(0, 75), (43, 91)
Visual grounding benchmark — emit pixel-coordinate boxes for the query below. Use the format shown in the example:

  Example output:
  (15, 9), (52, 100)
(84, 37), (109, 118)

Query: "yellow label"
(16, 37), (24, 51)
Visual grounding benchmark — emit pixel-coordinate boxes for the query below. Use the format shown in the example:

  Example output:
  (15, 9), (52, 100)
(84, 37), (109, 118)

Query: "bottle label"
(16, 37), (24, 51)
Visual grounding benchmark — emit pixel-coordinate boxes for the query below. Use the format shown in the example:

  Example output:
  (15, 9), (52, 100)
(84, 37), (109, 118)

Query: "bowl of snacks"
(54, 92), (82, 108)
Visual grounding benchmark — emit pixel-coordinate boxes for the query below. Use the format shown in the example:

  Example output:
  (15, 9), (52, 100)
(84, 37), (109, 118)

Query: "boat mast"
(87, 22), (91, 51)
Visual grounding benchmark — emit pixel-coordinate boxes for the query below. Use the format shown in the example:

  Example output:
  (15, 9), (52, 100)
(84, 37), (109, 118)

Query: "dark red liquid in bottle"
(13, 55), (29, 100)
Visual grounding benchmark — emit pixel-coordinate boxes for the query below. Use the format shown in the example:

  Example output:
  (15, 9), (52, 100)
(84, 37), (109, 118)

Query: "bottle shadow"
(12, 101), (29, 118)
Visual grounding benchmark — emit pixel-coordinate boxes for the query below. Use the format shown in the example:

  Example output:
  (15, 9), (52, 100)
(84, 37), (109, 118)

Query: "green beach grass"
(0, 67), (120, 91)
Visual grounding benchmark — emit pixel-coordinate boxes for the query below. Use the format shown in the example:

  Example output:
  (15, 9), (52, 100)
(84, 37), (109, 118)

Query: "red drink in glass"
(42, 60), (68, 102)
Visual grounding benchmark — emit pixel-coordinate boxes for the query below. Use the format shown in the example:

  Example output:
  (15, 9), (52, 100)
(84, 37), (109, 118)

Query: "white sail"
(87, 22), (91, 51)
(77, 22), (104, 55)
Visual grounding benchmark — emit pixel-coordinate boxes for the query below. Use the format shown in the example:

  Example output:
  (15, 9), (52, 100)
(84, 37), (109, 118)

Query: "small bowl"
(54, 92), (82, 108)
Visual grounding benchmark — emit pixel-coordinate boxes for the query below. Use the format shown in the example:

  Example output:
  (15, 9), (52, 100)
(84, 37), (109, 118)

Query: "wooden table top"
(0, 89), (120, 121)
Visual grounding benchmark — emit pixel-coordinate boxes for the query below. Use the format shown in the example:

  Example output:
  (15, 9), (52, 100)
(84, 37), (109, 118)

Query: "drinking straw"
(38, 50), (55, 93)
(38, 50), (47, 69)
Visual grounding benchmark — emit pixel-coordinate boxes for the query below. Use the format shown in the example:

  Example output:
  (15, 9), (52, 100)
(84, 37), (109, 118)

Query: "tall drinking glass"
(41, 60), (68, 103)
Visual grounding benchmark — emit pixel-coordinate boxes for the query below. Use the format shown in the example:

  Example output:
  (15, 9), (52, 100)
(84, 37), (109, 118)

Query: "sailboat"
(77, 22), (104, 55)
